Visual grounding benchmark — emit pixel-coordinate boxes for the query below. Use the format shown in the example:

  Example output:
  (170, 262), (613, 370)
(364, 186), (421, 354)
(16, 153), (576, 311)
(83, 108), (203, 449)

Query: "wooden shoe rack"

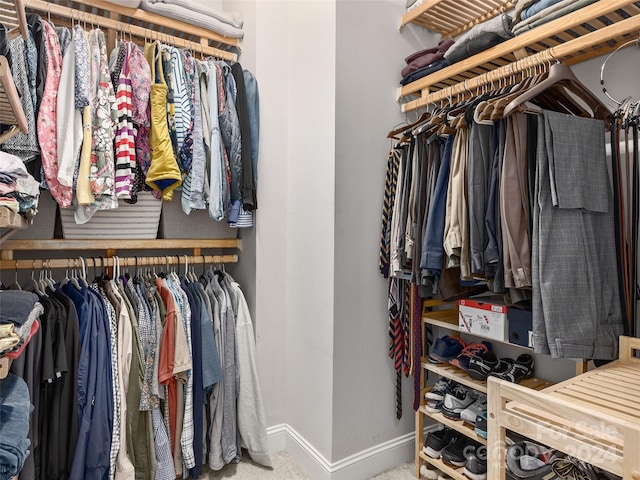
(488, 336), (640, 480)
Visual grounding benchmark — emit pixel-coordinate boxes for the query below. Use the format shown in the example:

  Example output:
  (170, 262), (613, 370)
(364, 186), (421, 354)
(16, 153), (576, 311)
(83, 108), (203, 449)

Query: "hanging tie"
(388, 277), (403, 419)
(379, 148), (401, 278)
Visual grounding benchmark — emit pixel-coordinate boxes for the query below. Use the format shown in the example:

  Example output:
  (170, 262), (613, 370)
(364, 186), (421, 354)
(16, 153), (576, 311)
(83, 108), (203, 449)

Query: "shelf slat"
(420, 407), (487, 445)
(419, 452), (468, 480)
(423, 306), (533, 350)
(401, 0), (514, 37)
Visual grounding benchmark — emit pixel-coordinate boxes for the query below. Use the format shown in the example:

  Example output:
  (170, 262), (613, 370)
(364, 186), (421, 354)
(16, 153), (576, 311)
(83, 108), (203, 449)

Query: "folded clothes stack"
(0, 373), (32, 480)
(511, 0), (598, 36)
(139, 0), (244, 39)
(400, 39), (454, 85)
(0, 152), (41, 221)
(0, 290), (43, 359)
(443, 13), (514, 65)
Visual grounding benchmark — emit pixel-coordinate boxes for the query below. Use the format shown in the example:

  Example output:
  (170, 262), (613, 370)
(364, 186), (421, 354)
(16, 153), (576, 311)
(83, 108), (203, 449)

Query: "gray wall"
(332, 0), (438, 461)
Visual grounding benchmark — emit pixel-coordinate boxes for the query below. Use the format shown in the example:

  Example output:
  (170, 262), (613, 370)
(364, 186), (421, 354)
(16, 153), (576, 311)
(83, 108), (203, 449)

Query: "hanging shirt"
(113, 42), (136, 199)
(186, 60), (208, 212)
(206, 61), (225, 221)
(87, 28), (118, 211)
(66, 284), (114, 480)
(57, 26), (80, 188)
(156, 277), (190, 464)
(3, 33), (40, 163)
(168, 46), (190, 171)
(37, 20), (73, 208)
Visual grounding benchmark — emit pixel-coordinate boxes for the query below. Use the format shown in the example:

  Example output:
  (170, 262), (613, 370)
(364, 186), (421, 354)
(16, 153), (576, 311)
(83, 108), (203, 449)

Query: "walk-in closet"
(0, 1), (639, 480)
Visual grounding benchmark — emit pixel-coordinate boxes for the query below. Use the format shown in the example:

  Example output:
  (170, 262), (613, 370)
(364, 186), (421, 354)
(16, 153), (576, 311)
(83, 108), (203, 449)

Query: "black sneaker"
(441, 436), (480, 467)
(468, 351), (513, 381)
(463, 445), (487, 480)
(425, 378), (456, 402)
(505, 440), (565, 480)
(423, 427), (459, 459)
(492, 354), (534, 383)
(474, 411), (487, 439)
(441, 384), (476, 420)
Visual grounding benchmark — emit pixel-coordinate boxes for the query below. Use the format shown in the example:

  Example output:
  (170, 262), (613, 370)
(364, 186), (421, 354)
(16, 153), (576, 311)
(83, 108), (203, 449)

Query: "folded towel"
(145, 0), (243, 29)
(139, 0), (244, 39)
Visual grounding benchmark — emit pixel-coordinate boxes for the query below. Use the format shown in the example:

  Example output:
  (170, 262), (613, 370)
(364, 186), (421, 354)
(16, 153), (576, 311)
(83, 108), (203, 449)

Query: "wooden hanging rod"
(24, 0), (237, 62)
(401, 13), (640, 112)
(0, 254), (238, 271)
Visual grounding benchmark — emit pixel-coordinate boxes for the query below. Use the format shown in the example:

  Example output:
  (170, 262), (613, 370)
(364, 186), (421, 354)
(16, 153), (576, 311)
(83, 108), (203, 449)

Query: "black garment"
(231, 62), (256, 211)
(485, 119), (507, 293)
(400, 59), (448, 86)
(0, 23), (11, 71)
(52, 287), (81, 479)
(183, 279), (203, 478)
(43, 288), (69, 480)
(26, 14), (46, 117)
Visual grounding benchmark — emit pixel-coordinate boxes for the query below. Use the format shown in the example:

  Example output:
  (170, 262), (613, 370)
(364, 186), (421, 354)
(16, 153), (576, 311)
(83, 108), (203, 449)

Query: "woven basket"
(59, 192), (162, 239)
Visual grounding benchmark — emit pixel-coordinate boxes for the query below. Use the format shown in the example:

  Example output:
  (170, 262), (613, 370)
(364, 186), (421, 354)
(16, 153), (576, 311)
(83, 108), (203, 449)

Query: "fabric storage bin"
(59, 192), (162, 239)
(159, 198), (238, 239)
(7, 190), (57, 240)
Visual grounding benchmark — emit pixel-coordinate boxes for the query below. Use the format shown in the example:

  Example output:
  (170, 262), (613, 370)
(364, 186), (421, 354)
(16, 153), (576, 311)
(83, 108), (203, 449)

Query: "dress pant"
(501, 113), (531, 289)
(444, 125), (471, 279)
(532, 111), (624, 359)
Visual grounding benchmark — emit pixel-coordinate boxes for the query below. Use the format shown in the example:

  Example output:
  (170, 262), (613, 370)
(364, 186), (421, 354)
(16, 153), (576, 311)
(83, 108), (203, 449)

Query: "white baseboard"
(267, 423), (440, 480)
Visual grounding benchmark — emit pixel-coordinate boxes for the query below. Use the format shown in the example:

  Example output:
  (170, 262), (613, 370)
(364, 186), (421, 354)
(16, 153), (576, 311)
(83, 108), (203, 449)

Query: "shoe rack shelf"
(487, 336), (640, 480)
(416, 302), (555, 479)
(419, 408), (487, 446)
(420, 453), (468, 480)
(422, 360), (553, 395)
(422, 306), (532, 350)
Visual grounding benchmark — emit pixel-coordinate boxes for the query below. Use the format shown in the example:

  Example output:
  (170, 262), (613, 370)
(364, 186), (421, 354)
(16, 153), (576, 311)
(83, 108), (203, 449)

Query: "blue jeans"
(0, 374), (32, 480)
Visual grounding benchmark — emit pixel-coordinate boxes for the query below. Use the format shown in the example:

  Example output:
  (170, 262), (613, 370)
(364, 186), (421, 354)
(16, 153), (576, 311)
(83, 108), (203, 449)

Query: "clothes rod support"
(0, 254), (238, 271)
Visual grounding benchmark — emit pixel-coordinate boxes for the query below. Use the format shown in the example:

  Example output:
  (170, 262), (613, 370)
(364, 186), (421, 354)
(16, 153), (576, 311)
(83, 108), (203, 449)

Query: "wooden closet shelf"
(401, 0), (515, 38)
(24, 0), (239, 61)
(0, 238), (242, 256)
(420, 453), (468, 480)
(419, 408), (488, 445)
(399, 0), (640, 111)
(423, 359), (554, 394)
(487, 336), (640, 479)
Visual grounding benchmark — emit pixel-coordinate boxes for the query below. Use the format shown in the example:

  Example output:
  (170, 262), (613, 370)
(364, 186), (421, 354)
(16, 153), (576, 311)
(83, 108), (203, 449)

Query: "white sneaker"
(420, 464), (438, 479)
(460, 393), (487, 425)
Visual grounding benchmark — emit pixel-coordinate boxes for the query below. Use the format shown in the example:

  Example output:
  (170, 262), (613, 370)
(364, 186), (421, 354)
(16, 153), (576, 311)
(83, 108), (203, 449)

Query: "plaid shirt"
(92, 284), (120, 480)
(166, 275), (195, 470)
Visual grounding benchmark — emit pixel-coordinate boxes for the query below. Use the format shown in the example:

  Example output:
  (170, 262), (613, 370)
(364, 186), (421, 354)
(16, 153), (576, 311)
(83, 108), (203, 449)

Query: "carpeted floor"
(197, 450), (416, 479)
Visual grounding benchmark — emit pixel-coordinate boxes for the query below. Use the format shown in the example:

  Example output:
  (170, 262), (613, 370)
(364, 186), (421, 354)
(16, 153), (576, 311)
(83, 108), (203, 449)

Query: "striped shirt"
(114, 43), (136, 199)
